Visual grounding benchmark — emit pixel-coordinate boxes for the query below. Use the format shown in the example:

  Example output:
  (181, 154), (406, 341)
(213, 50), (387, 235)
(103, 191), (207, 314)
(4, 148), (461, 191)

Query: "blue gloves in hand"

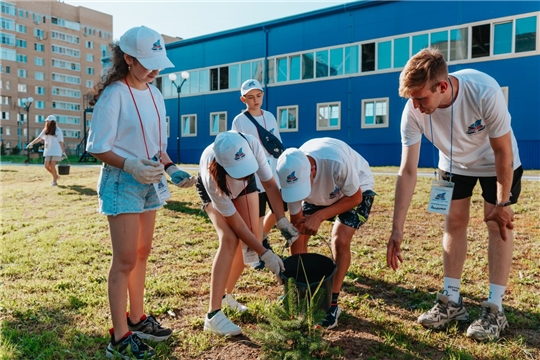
(276, 217), (299, 248)
(165, 165), (197, 188)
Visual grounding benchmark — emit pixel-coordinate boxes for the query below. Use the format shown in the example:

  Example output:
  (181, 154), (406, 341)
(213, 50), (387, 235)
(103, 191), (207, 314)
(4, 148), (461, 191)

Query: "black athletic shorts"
(196, 174), (258, 210)
(258, 191), (288, 218)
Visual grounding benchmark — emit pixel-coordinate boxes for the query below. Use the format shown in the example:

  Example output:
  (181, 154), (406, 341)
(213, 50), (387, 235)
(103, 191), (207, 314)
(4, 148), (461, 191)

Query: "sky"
(62, 0), (356, 41)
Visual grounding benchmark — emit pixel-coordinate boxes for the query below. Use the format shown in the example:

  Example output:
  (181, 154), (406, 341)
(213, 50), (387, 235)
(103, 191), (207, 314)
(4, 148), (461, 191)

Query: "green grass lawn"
(1, 164), (539, 359)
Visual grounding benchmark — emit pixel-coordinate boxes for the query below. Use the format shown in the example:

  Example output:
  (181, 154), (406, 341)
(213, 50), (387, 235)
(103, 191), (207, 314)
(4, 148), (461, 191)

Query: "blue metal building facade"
(161, 0), (540, 169)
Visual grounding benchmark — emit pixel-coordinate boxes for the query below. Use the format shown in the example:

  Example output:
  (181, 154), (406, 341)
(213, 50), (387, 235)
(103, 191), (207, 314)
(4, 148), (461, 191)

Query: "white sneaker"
(222, 294), (248, 312)
(204, 311), (242, 336)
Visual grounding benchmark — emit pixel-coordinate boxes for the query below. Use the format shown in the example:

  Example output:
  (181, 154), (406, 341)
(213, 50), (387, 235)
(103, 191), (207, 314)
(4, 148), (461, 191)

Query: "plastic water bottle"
(242, 242), (258, 264)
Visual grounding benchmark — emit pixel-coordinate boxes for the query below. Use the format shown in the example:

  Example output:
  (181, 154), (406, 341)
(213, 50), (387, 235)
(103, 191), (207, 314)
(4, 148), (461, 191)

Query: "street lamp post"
(22, 97), (34, 163)
(168, 71), (190, 164)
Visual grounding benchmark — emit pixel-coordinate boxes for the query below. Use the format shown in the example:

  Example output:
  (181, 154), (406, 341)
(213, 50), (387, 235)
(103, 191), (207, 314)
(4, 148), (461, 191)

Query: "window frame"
(361, 97), (390, 129)
(316, 102), (341, 131)
(276, 105), (299, 133)
(182, 114), (197, 137)
(209, 111), (227, 136)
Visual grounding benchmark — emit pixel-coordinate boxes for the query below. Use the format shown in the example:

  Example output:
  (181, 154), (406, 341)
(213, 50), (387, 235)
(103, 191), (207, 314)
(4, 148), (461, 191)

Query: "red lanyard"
(125, 78), (162, 161)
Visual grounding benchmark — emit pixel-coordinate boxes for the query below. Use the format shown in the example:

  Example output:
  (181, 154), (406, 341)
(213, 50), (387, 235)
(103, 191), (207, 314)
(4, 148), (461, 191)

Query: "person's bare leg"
(442, 198), (471, 279)
(484, 202), (514, 287)
(330, 222), (355, 294)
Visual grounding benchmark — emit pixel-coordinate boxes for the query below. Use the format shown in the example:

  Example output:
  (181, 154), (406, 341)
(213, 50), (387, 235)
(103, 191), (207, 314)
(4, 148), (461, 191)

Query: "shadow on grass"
(342, 272), (540, 354)
(165, 200), (210, 220)
(0, 169), (17, 172)
(62, 184), (98, 196)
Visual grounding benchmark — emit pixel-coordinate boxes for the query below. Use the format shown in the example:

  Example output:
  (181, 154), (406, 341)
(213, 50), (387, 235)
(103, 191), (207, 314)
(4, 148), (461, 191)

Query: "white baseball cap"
(119, 26), (174, 70)
(214, 131), (258, 179)
(276, 148), (312, 203)
(45, 115), (57, 122)
(241, 79), (263, 96)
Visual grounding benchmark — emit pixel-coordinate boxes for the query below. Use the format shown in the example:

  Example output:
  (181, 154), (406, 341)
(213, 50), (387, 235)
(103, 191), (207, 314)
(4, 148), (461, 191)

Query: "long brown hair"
(89, 42), (129, 106)
(44, 120), (57, 136)
(209, 159), (231, 197)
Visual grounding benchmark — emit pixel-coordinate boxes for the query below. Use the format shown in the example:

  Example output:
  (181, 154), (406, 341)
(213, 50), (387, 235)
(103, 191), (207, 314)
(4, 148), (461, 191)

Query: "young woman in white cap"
(196, 130), (298, 336)
(86, 25), (196, 359)
(26, 115), (65, 186)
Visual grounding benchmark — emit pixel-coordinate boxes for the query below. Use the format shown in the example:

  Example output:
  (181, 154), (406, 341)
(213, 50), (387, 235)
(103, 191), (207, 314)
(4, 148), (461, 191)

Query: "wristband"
(164, 162), (175, 171)
(496, 200), (512, 207)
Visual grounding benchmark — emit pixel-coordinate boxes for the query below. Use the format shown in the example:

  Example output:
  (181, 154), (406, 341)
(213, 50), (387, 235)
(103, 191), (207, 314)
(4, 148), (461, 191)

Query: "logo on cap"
(246, 81), (256, 89)
(286, 171), (299, 184)
(152, 40), (163, 52)
(234, 148), (246, 161)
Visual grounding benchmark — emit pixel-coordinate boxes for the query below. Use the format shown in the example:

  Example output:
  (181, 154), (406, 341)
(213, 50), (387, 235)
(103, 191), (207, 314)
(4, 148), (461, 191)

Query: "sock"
(331, 292), (339, 306)
(111, 330), (131, 345)
(207, 309), (220, 319)
(443, 277), (461, 303)
(487, 283), (506, 311)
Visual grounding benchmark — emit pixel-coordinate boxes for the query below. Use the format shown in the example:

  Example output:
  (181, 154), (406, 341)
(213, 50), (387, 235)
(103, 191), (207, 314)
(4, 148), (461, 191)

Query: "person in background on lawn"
(26, 115), (66, 186)
(276, 138), (376, 329)
(197, 130), (298, 336)
(231, 79), (287, 270)
(86, 25), (196, 359)
(386, 47), (522, 341)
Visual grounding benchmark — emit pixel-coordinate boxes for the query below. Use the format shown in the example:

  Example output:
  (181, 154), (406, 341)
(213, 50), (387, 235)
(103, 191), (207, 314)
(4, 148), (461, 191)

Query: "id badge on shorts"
(154, 174), (171, 202)
(427, 180), (454, 215)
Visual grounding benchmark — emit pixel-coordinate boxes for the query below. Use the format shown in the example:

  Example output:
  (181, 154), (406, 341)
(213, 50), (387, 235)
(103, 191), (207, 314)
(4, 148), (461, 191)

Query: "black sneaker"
(106, 331), (156, 359)
(251, 238), (272, 270)
(128, 314), (172, 342)
(316, 305), (342, 330)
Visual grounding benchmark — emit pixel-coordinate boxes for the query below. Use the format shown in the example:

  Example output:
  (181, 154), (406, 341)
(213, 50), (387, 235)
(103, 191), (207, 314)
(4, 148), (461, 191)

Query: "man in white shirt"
(387, 47), (523, 341)
(277, 138), (375, 329)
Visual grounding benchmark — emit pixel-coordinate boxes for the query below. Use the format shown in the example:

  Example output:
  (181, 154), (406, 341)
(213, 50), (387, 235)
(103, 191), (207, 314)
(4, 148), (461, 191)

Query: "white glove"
(261, 250), (285, 284)
(276, 217), (299, 248)
(26, 144), (32, 149)
(61, 152), (67, 160)
(165, 165), (196, 188)
(123, 158), (164, 184)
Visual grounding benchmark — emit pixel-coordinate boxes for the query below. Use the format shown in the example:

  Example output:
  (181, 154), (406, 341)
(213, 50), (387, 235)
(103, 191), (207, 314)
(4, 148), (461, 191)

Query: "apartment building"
(0, 0), (112, 154)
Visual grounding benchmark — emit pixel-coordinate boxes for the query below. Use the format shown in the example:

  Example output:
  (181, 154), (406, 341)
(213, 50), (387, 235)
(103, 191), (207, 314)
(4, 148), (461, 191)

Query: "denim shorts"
(302, 190), (377, 229)
(97, 165), (164, 216)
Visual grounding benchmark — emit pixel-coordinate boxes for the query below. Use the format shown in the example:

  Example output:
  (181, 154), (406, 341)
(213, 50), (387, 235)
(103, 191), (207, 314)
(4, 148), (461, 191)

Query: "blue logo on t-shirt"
(466, 119), (485, 135)
(329, 186), (340, 199)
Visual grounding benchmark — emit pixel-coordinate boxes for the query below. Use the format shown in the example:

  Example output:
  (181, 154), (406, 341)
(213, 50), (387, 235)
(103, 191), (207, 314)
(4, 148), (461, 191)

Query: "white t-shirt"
(38, 127), (64, 157)
(199, 133), (273, 217)
(401, 69), (521, 176)
(231, 110), (282, 191)
(86, 81), (168, 160)
(288, 138), (375, 216)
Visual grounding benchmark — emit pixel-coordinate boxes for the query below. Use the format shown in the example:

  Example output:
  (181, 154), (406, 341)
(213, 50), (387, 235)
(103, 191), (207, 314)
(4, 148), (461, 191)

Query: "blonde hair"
(399, 47), (448, 98)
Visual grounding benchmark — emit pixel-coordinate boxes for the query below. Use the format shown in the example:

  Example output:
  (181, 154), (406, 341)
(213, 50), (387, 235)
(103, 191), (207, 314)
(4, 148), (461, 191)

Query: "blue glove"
(166, 165), (196, 188)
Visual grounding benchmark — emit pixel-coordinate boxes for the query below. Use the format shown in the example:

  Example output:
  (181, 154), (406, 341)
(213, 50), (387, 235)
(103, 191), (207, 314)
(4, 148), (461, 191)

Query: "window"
(35, 43), (45, 52)
(289, 55), (300, 81)
(431, 30), (448, 59)
(34, 57), (45, 66)
(361, 43), (374, 72)
(472, 24), (490, 58)
(362, 98), (389, 129)
(1, 111), (9, 120)
(316, 102), (340, 130)
(17, 69), (27, 77)
(1, 17), (15, 30)
(86, 80), (94, 88)
(86, 53), (94, 62)
(16, 39), (26, 48)
(277, 106), (298, 132)
(377, 41), (392, 70)
(276, 57), (287, 82)
(516, 16), (537, 53)
(5, 126), (10, 135)
(34, 28), (45, 38)
(36, 86), (45, 95)
(394, 37), (410, 68)
(86, 40), (93, 49)
(182, 114), (197, 137)
(210, 112), (227, 135)
(35, 72), (45, 81)
(1, 2), (16, 16)
(35, 114), (44, 123)
(210, 66), (229, 91)
(35, 101), (45, 109)
(412, 34), (428, 55)
(16, 54), (26, 63)
(1, 32), (15, 45)
(86, 67), (94, 75)
(1, 48), (15, 61)
(1, 96), (9, 105)
(329, 48), (343, 76)
(494, 22), (512, 55)
(450, 28), (468, 61)
(315, 50), (329, 78)
(17, 83), (27, 92)
(16, 24), (26, 33)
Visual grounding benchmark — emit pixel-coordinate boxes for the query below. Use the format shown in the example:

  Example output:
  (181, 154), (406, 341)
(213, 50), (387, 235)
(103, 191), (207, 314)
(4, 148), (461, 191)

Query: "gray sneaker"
(466, 301), (508, 341)
(418, 292), (469, 329)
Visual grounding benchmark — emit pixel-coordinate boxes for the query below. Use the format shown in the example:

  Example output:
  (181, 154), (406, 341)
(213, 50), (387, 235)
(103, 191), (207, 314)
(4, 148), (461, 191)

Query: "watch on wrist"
(496, 200), (512, 207)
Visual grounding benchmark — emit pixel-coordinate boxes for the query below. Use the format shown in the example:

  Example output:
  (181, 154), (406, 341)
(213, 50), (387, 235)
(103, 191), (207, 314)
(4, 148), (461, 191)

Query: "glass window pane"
(219, 114), (227, 132)
(450, 28), (468, 61)
(472, 24), (490, 58)
(210, 68), (219, 91)
(361, 43), (374, 72)
(199, 70), (209, 93)
(288, 107), (297, 129)
(329, 105), (339, 127)
(412, 34), (428, 55)
(241, 63), (251, 83)
(316, 50), (329, 78)
(393, 37), (409, 68)
(252, 60), (263, 82)
(431, 30), (448, 59)
(229, 64), (239, 89)
(377, 41), (391, 70)
(330, 48), (343, 76)
(516, 16), (537, 52)
(345, 45), (359, 74)
(212, 115), (219, 133)
(267, 58), (275, 84)
(290, 55), (300, 81)
(277, 57), (287, 82)
(279, 108), (288, 129)
(494, 22), (512, 55)
(302, 52), (314, 80)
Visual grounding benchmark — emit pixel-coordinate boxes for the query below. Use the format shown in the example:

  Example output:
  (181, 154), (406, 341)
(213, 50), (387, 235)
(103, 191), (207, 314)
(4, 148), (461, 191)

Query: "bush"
(11, 145), (21, 155)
